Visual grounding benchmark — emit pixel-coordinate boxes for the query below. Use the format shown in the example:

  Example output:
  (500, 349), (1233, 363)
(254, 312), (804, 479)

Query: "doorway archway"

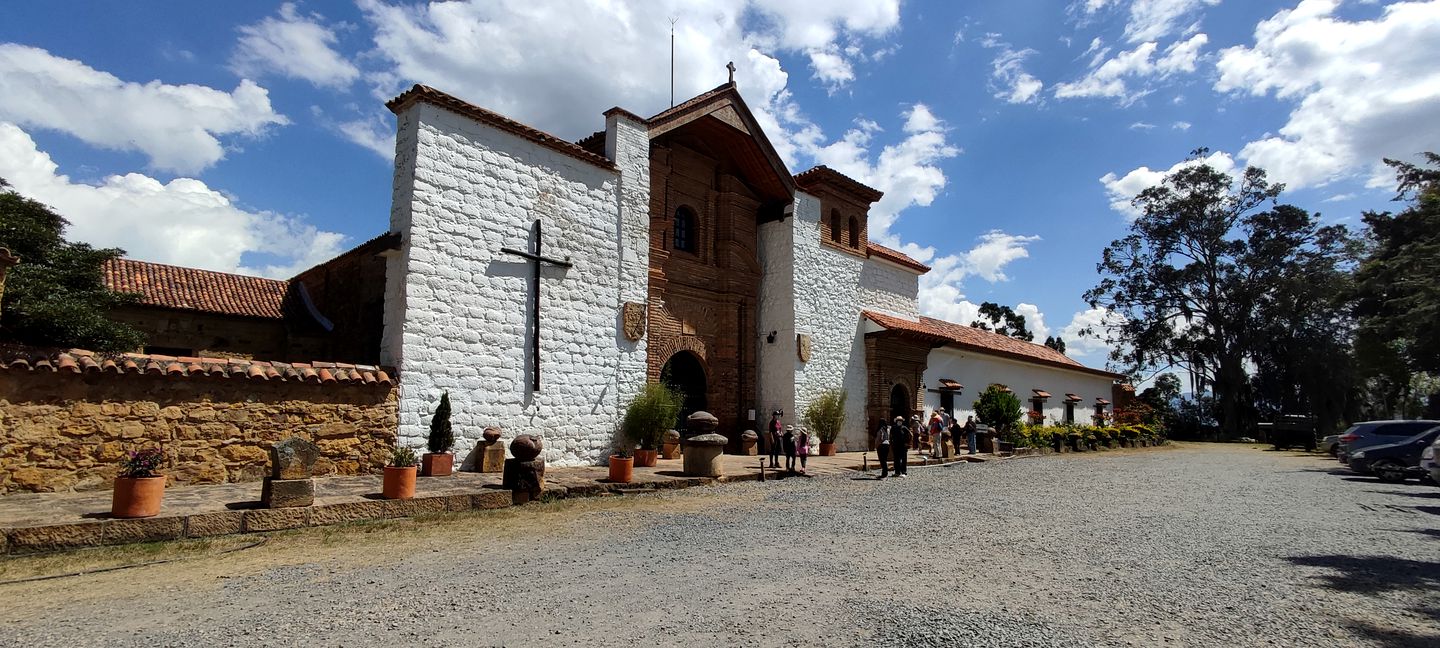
(889, 383), (911, 422)
(661, 351), (708, 429)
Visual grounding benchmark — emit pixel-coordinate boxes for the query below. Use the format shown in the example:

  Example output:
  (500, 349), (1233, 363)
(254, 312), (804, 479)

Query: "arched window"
(673, 206), (696, 252)
(829, 209), (842, 243)
(848, 216), (860, 248)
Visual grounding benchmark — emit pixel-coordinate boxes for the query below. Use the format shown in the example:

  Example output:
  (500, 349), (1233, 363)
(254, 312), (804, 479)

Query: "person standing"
(910, 414), (923, 451)
(890, 416), (911, 477)
(874, 419), (891, 478)
(927, 412), (945, 459)
(796, 426), (811, 474)
(782, 424), (798, 474)
(767, 411), (783, 468)
(963, 415), (978, 455)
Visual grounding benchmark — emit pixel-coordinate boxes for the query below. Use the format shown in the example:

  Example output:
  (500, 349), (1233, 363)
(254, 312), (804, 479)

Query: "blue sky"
(1, 0), (1436, 369)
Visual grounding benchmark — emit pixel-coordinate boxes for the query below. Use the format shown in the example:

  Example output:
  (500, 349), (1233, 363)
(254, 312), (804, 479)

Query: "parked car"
(1336, 420), (1440, 463)
(1259, 415), (1317, 451)
(1421, 438), (1440, 484)
(1320, 434), (1341, 457)
(1347, 426), (1440, 482)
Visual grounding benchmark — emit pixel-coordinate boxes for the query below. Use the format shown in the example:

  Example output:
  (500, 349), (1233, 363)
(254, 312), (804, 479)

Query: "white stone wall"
(789, 191), (871, 451)
(859, 257), (921, 319)
(922, 346), (1115, 426)
(756, 216), (796, 423)
(383, 102), (648, 467)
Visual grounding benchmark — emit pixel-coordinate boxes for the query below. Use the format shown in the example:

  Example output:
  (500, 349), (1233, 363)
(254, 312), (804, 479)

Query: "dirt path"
(2, 444), (1436, 647)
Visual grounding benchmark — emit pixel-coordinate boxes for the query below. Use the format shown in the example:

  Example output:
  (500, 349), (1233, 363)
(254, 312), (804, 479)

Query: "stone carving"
(686, 411), (719, 434)
(269, 437), (321, 480)
(797, 334), (811, 362)
(479, 427), (506, 473)
(622, 302), (646, 341)
(262, 437), (319, 508)
(740, 430), (759, 456)
(509, 434), (543, 462)
(682, 433), (727, 477)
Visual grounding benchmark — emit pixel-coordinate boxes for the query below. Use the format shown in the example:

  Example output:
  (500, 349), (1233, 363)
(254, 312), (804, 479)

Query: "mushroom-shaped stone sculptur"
(509, 434), (543, 461)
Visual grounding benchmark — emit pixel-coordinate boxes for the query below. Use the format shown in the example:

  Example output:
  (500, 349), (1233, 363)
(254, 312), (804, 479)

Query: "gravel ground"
(1, 443), (1436, 647)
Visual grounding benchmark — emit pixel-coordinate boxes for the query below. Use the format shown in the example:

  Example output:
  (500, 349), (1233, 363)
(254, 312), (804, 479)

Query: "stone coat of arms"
(797, 334), (811, 362)
(622, 302), (646, 341)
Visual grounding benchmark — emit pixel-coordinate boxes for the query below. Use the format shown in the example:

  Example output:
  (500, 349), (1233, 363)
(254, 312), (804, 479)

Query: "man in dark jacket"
(890, 416), (910, 477)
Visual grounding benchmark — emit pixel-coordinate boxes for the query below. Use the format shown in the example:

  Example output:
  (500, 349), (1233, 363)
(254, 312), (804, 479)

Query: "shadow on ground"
(1287, 554), (1440, 648)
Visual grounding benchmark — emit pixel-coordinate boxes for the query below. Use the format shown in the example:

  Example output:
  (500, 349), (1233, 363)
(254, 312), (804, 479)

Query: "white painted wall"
(922, 346), (1115, 426)
(756, 215), (796, 425)
(859, 257), (920, 319)
(789, 191), (870, 451)
(382, 101), (648, 467)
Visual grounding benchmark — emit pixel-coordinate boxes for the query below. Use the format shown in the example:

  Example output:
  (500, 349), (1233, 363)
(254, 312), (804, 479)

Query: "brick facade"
(864, 331), (933, 448)
(646, 141), (762, 441)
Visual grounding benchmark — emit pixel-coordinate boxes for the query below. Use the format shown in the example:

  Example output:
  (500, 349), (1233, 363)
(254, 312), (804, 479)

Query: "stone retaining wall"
(0, 372), (396, 494)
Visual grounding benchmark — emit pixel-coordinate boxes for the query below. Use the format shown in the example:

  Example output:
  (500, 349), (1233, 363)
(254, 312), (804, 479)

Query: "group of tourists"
(761, 410), (814, 475)
(872, 407), (976, 479)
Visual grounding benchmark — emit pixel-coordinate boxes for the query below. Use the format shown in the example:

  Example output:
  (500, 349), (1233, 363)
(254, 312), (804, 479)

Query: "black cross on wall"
(501, 218), (572, 391)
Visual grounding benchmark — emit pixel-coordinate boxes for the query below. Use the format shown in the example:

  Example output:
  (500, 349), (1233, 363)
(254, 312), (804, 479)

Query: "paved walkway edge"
(0, 446), (1159, 555)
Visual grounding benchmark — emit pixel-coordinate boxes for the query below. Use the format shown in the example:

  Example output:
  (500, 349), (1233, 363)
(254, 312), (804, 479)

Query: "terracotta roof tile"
(0, 346), (393, 387)
(1065, 393), (1083, 402)
(387, 84), (615, 170)
(644, 82), (735, 125)
(862, 310), (1124, 380)
(1033, 389), (1052, 399)
(794, 165), (884, 203)
(103, 258), (288, 320)
(938, 379), (964, 390)
(866, 243), (931, 273)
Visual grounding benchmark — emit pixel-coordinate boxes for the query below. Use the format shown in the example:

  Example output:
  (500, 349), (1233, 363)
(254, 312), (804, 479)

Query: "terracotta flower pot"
(420, 452), (453, 477)
(608, 455), (634, 483)
(661, 442), (680, 459)
(819, 442), (836, 456)
(634, 449), (658, 467)
(111, 476), (166, 518)
(382, 466), (417, 499)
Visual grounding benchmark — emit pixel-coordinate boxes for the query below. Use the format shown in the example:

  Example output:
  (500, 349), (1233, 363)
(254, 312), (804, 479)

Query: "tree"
(0, 179), (143, 351)
(1354, 153), (1440, 374)
(427, 392), (454, 454)
(969, 302), (1034, 341)
(1043, 336), (1067, 354)
(972, 384), (1023, 438)
(1083, 149), (1353, 437)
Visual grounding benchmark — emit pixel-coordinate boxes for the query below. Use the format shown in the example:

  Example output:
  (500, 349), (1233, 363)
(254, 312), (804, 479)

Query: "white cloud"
(1014, 303), (1052, 341)
(359, 0), (899, 145)
(231, 2), (360, 89)
(983, 37), (1045, 104)
(917, 230), (1041, 327)
(1172, 120), (1191, 131)
(1322, 192), (1355, 203)
(0, 44), (287, 175)
(1054, 33), (1208, 103)
(1123, 0), (1220, 43)
(0, 123), (344, 278)
(1130, 121), (1156, 130)
(1215, 0), (1440, 189)
(1098, 149), (1235, 217)
(1059, 307), (1124, 359)
(802, 103), (961, 241)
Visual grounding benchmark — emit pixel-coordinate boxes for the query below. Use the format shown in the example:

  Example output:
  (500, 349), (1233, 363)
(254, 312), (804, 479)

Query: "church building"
(377, 79), (1123, 467)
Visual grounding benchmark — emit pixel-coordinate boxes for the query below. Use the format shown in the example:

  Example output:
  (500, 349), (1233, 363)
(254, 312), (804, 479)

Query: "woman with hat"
(890, 416), (911, 477)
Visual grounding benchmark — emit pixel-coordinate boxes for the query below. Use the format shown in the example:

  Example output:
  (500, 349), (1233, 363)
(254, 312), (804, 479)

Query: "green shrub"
(974, 385), (1023, 438)
(622, 383), (683, 452)
(803, 388), (847, 444)
(427, 392), (454, 454)
(390, 446), (418, 468)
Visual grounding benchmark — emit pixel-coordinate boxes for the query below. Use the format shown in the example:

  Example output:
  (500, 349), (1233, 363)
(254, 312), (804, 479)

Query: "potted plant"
(621, 383), (682, 468)
(974, 384), (1023, 453)
(608, 444), (634, 483)
(111, 446), (166, 518)
(803, 388), (846, 456)
(421, 392), (454, 476)
(383, 446), (418, 499)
